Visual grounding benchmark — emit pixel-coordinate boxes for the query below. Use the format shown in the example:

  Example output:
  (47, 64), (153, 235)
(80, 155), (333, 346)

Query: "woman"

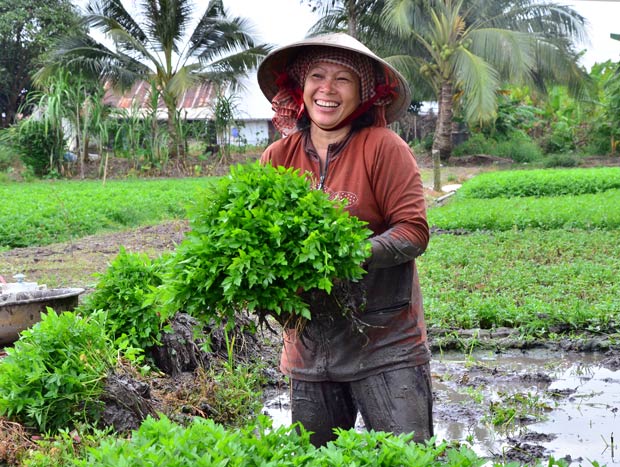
(257, 33), (433, 447)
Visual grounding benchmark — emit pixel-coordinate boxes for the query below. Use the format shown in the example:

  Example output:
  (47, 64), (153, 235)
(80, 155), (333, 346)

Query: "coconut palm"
(38, 0), (270, 160)
(382, 0), (588, 170)
(306, 0), (385, 38)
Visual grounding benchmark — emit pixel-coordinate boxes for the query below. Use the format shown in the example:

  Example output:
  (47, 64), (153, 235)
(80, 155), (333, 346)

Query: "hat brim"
(257, 33), (411, 124)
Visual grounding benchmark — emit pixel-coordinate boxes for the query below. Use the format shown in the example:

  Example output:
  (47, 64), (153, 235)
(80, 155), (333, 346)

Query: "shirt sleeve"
(365, 131), (429, 270)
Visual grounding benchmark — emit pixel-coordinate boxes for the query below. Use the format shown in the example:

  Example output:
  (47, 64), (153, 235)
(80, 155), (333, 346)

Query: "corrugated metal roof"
(103, 80), (217, 119)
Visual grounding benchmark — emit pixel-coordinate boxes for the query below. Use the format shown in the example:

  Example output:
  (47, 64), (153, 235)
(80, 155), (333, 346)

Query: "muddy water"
(263, 349), (619, 465)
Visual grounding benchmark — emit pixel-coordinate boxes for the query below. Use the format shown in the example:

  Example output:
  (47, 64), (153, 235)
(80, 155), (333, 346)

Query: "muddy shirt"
(260, 126), (431, 382)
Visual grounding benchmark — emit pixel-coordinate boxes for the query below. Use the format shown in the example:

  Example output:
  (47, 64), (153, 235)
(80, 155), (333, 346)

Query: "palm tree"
(39, 0), (270, 160)
(382, 0), (588, 188)
(306, 0), (385, 38)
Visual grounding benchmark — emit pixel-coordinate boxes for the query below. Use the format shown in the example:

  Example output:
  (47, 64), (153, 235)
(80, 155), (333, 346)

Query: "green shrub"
(0, 140), (20, 172)
(160, 161), (371, 329)
(454, 132), (542, 163)
(72, 414), (484, 467)
(452, 132), (493, 156)
(494, 134), (542, 163)
(14, 119), (65, 176)
(0, 310), (116, 433)
(77, 247), (169, 351)
(542, 153), (579, 168)
(539, 119), (575, 154)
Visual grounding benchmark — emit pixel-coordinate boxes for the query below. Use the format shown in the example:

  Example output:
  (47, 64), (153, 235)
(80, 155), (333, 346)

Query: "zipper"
(317, 154), (330, 191)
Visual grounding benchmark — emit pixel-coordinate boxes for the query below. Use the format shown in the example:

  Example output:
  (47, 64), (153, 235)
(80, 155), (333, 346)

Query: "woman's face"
(303, 61), (361, 130)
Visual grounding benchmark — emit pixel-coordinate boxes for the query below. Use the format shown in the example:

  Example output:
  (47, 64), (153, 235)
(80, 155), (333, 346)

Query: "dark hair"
(296, 107), (376, 131)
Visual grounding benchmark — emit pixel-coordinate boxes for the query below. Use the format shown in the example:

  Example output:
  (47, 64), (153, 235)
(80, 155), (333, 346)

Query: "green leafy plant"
(77, 247), (170, 351)
(13, 119), (65, 177)
(0, 310), (116, 433)
(487, 391), (553, 430)
(419, 229), (620, 341)
(21, 424), (115, 467)
(73, 415), (314, 466)
(0, 177), (204, 248)
(161, 161), (371, 329)
(205, 361), (266, 426)
(64, 414), (491, 467)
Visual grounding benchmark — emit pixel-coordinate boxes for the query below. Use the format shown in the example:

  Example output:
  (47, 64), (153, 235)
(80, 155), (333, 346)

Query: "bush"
(0, 140), (20, 172)
(452, 132), (492, 156)
(494, 134), (542, 163)
(14, 119), (65, 177)
(542, 154), (579, 168)
(72, 414), (482, 467)
(453, 131), (543, 163)
(0, 310), (116, 433)
(77, 247), (169, 351)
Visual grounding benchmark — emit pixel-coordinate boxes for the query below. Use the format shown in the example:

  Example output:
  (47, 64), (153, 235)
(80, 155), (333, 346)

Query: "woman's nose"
(319, 78), (336, 92)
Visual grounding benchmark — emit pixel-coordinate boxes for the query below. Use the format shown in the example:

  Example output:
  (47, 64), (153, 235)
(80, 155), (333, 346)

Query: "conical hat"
(257, 33), (411, 124)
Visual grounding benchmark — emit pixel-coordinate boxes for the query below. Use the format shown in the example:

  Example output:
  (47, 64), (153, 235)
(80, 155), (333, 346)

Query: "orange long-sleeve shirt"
(261, 126), (431, 381)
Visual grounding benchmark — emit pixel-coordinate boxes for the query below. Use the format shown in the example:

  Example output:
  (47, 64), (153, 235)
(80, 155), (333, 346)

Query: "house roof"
(102, 76), (275, 121)
(102, 80), (217, 120)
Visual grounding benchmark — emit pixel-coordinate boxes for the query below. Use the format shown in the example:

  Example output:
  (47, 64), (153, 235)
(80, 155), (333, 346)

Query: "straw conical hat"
(257, 33), (411, 124)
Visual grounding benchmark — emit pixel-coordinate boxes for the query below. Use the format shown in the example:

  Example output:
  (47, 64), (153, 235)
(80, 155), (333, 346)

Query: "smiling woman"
(257, 32), (433, 448)
(303, 62), (361, 132)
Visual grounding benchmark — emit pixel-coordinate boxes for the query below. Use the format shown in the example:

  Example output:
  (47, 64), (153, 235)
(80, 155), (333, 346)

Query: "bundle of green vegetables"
(161, 161), (371, 329)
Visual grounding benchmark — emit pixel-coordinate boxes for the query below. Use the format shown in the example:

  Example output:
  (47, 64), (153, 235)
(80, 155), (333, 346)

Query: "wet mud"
(264, 348), (619, 466)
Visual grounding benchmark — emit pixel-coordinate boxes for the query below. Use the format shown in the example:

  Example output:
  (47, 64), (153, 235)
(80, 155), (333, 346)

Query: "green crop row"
(418, 229), (620, 338)
(428, 188), (620, 231)
(33, 413), (505, 467)
(458, 166), (620, 199)
(0, 178), (213, 248)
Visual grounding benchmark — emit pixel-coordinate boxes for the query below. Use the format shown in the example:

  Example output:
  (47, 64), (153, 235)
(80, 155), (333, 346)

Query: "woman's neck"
(310, 124), (352, 161)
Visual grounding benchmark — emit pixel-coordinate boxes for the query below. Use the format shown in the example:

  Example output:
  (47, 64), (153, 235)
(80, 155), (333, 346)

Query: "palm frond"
(468, 28), (534, 82)
(453, 47), (499, 123)
(86, 0), (148, 44)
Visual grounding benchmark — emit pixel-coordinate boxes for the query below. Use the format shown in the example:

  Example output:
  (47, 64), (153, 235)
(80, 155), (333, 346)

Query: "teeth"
(316, 100), (338, 108)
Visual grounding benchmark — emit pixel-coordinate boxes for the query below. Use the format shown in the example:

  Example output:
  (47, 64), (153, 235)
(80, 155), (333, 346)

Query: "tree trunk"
(433, 79), (454, 163)
(431, 79), (454, 191)
(347, 0), (358, 38)
(167, 112), (179, 160)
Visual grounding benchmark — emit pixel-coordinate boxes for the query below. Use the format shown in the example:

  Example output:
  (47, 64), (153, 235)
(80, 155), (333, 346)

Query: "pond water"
(263, 349), (619, 465)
